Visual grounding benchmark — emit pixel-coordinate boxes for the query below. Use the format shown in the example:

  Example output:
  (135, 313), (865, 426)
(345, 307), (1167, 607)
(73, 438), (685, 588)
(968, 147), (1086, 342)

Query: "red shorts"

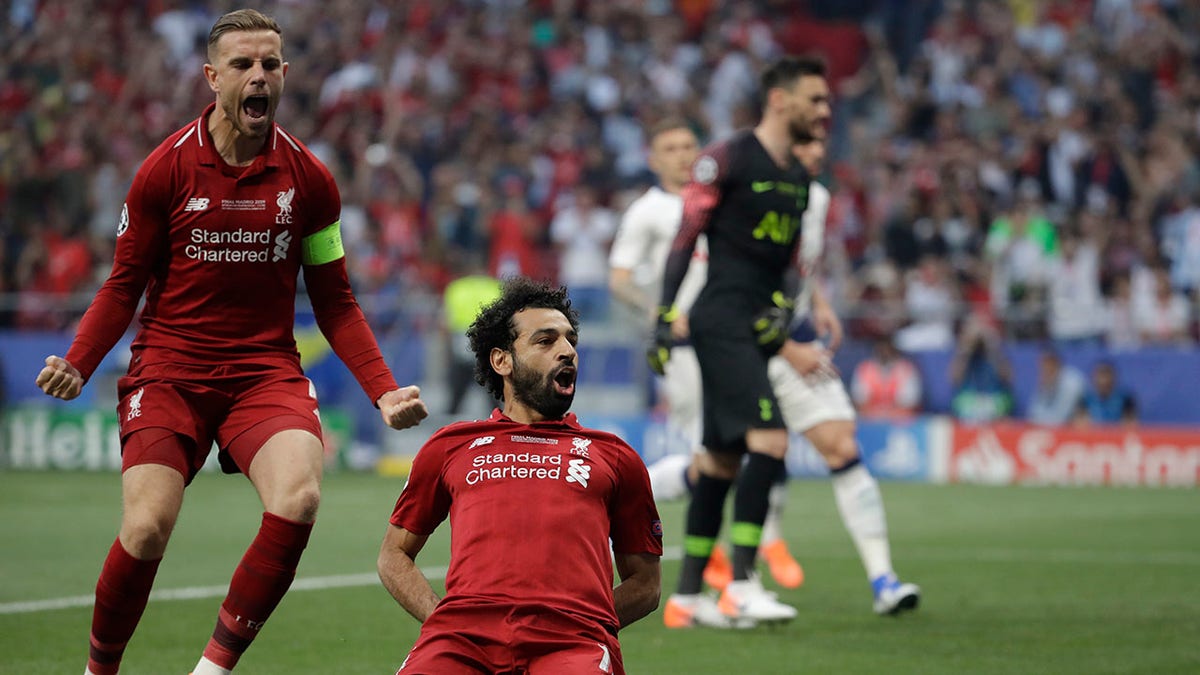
(398, 604), (624, 675)
(115, 360), (323, 482)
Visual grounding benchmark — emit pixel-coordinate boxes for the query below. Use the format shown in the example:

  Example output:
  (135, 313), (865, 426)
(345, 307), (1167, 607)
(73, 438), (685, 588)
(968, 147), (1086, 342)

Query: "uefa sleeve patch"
(301, 220), (344, 265)
(651, 520), (664, 537)
(693, 155), (718, 185)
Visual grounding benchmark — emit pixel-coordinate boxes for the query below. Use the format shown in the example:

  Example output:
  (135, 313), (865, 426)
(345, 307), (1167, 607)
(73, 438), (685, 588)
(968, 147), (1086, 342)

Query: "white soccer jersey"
(795, 181), (830, 315)
(609, 186), (707, 315)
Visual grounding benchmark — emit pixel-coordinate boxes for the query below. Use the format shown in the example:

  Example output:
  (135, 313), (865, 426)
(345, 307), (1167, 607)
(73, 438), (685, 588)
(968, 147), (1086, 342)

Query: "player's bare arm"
(35, 355), (83, 401)
(378, 525), (440, 622)
(609, 267), (653, 319)
(612, 551), (661, 628)
(377, 385), (429, 430)
(810, 284), (843, 351)
(779, 340), (838, 380)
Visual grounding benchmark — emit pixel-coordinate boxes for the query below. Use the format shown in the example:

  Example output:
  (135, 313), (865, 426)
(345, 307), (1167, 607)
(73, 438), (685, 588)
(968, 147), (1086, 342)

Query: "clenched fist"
(35, 355), (83, 401)
(377, 385), (428, 430)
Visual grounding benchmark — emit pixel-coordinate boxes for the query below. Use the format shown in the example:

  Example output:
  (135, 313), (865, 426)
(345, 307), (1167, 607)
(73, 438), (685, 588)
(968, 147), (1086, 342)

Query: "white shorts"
(661, 345), (702, 447)
(767, 353), (856, 433)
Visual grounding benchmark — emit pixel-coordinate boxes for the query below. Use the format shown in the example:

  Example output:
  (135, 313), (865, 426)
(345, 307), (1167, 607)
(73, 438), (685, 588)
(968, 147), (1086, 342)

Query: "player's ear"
(490, 347), (512, 378)
(203, 63), (219, 93)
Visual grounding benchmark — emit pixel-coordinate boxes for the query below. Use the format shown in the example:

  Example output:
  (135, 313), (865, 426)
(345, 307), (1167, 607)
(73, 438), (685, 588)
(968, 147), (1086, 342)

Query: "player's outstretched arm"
(35, 355), (84, 401)
(613, 551), (661, 628)
(377, 385), (428, 430)
(378, 525), (440, 622)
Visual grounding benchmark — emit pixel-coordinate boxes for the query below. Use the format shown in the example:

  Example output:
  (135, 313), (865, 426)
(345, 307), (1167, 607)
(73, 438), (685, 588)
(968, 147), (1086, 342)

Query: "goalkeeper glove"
(751, 291), (795, 355)
(647, 305), (679, 376)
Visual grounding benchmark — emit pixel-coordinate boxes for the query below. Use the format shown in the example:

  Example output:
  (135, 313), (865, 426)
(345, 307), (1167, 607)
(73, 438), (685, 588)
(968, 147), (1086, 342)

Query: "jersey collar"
(488, 408), (582, 430)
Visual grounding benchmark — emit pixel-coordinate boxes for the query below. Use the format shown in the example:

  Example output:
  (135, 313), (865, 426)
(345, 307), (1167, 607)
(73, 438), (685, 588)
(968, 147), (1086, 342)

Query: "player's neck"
(753, 121), (792, 169)
(207, 106), (267, 167)
(660, 180), (685, 196)
(501, 397), (563, 425)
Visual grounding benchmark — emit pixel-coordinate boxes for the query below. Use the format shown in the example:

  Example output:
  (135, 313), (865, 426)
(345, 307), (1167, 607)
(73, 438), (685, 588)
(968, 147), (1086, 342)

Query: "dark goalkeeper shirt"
(659, 129), (812, 332)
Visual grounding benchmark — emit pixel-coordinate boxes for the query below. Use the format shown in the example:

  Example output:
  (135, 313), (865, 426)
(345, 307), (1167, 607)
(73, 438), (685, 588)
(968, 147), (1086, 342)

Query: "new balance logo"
(272, 230), (292, 262)
(184, 197), (210, 212)
(469, 436), (495, 450)
(565, 458), (591, 488)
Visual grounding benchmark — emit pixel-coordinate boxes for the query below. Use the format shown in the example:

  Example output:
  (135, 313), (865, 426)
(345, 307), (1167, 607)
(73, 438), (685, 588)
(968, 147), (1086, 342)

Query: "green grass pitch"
(1, 471), (1197, 674)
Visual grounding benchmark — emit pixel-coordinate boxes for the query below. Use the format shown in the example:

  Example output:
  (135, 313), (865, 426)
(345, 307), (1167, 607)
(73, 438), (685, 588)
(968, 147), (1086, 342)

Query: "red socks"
(87, 539), (162, 675)
(202, 512), (313, 669)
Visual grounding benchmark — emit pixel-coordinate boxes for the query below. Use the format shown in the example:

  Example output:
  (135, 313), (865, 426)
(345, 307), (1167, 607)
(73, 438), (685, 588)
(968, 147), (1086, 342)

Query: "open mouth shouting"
(243, 93), (270, 122)
(552, 365), (577, 398)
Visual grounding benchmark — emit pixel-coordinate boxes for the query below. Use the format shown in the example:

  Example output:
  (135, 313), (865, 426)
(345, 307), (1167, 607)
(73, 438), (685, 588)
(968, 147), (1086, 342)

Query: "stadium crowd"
(3, 0), (1200, 354)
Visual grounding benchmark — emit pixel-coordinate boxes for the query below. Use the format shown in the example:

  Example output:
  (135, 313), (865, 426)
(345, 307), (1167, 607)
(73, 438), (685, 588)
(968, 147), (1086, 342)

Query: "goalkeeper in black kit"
(649, 55), (829, 627)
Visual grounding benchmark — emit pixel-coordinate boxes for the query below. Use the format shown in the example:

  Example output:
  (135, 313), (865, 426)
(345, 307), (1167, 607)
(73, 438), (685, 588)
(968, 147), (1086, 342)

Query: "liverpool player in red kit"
(379, 278), (662, 675)
(34, 10), (427, 675)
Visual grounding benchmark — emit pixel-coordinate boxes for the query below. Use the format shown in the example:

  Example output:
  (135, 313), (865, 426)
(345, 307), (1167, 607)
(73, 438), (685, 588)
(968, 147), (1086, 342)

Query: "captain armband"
(301, 220), (345, 265)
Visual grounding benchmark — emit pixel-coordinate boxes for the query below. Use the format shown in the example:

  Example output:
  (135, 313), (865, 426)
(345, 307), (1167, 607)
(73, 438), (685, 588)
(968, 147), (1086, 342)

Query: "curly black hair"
(467, 277), (580, 401)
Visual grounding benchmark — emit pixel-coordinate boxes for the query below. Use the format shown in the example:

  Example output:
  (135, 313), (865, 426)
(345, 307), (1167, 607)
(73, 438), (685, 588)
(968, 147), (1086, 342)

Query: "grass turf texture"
(1, 471), (1197, 674)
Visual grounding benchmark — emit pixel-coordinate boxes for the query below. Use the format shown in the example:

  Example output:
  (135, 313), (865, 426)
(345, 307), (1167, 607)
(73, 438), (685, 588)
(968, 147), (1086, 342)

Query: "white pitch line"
(0, 566), (443, 616)
(4, 545), (1198, 616)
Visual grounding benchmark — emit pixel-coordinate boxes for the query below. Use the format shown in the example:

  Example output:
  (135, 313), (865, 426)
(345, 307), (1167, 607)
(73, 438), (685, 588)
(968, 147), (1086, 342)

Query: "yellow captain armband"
(301, 221), (345, 265)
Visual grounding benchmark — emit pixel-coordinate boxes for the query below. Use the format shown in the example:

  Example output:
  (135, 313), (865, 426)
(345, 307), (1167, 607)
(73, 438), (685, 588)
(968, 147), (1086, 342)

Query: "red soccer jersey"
(390, 410), (663, 636)
(67, 104), (396, 401)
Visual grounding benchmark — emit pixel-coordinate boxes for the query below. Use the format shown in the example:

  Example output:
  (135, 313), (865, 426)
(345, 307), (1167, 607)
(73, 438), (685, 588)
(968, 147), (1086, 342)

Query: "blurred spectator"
(851, 336), (922, 419)
(1074, 360), (1138, 426)
(1104, 273), (1140, 351)
(1161, 191), (1200, 293)
(847, 261), (906, 340)
(895, 254), (958, 352)
(1045, 226), (1104, 346)
(486, 179), (545, 281)
(549, 183), (616, 320)
(985, 182), (1058, 338)
(1133, 267), (1191, 346)
(1025, 348), (1085, 426)
(948, 316), (1014, 423)
(441, 256), (501, 417)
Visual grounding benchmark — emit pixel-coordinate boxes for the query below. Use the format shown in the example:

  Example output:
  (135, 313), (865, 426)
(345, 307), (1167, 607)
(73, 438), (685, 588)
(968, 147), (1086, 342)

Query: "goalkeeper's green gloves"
(647, 305), (678, 376)
(751, 290), (795, 355)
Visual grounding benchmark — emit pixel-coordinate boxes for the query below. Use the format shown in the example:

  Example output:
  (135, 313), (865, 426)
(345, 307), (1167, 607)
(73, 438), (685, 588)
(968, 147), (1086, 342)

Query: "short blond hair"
(207, 9), (282, 62)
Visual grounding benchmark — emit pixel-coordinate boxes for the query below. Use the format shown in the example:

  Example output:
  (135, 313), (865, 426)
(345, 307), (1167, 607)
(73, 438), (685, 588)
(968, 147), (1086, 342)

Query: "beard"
(510, 354), (574, 420)
(788, 116), (825, 145)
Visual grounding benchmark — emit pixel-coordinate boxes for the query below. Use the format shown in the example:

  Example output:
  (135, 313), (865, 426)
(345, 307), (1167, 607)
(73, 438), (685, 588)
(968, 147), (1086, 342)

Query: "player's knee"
(291, 484), (322, 522)
(120, 511), (176, 558)
(826, 433), (861, 470)
(271, 482), (321, 522)
(698, 451), (740, 479)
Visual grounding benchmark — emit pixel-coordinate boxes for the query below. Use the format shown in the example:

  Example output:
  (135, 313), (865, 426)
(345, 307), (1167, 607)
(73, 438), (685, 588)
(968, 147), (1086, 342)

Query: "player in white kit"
(764, 138), (921, 615)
